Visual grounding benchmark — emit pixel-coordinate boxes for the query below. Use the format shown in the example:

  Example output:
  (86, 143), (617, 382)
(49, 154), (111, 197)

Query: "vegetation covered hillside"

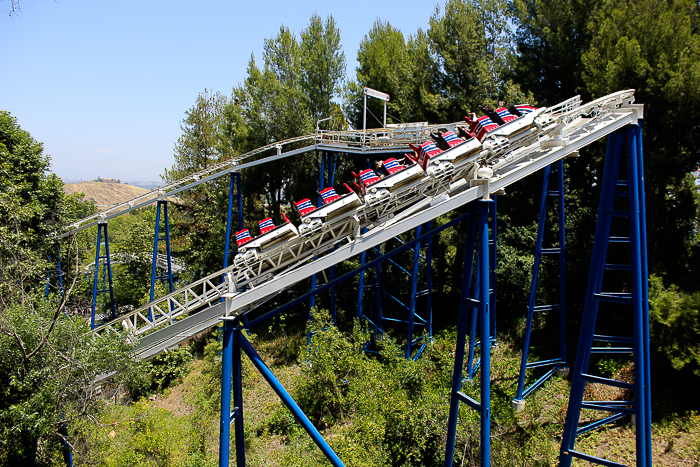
(63, 181), (151, 209)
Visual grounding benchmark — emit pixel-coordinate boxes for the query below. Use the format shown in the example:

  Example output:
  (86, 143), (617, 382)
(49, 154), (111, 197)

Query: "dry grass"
(64, 181), (151, 209)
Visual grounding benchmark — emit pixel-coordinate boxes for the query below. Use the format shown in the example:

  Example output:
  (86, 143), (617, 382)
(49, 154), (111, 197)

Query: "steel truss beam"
(57, 121), (478, 239)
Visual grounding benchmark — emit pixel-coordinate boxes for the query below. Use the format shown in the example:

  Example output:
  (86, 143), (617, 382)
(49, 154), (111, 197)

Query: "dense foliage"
(0, 112), (137, 464)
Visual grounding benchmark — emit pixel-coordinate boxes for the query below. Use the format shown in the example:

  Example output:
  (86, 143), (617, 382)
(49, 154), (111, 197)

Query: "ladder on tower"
(513, 159), (568, 409)
(559, 123), (651, 467)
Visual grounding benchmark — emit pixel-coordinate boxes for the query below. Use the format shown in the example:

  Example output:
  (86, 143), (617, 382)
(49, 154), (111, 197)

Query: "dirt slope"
(64, 181), (151, 209)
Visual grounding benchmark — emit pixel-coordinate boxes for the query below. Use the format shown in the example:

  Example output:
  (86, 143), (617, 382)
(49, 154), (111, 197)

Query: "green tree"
(0, 112), (135, 465)
(163, 91), (233, 278)
(224, 14), (348, 227)
(300, 13), (347, 123)
(581, 0), (700, 284)
(428, 0), (528, 120)
(346, 20), (438, 127)
(511, 0), (597, 105)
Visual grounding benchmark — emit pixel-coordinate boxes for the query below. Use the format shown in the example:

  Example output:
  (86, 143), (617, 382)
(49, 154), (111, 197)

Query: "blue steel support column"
(90, 227), (103, 330)
(236, 172), (244, 230)
(557, 160), (568, 369)
(444, 201), (492, 467)
(45, 254), (64, 298)
(162, 202), (174, 294)
(375, 252), (383, 328)
(150, 201), (174, 319)
(406, 224), (422, 360)
(626, 124), (650, 465)
(309, 151), (327, 313)
(514, 159), (569, 406)
(636, 124), (652, 464)
(490, 196), (497, 345)
(234, 330), (346, 467)
(59, 419), (73, 467)
(149, 203), (162, 318)
(223, 172), (236, 277)
(444, 214), (477, 466)
(426, 220), (433, 339)
(559, 133), (622, 467)
(514, 164), (553, 402)
(103, 223), (116, 321)
(219, 318), (234, 467)
(232, 320), (245, 467)
(478, 200), (491, 467)
(356, 229), (368, 320)
(558, 126), (651, 467)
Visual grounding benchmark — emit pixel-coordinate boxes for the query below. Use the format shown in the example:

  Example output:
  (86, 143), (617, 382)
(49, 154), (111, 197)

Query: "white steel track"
(89, 92), (642, 364)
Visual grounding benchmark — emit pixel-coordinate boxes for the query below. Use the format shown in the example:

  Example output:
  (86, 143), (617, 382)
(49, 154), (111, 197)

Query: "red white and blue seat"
(294, 198), (316, 216)
(235, 229), (253, 247)
(259, 218), (275, 234)
(320, 187), (341, 204)
(382, 158), (405, 175)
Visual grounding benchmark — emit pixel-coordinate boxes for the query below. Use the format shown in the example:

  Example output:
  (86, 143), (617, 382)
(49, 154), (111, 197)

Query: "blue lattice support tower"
(149, 200), (174, 321)
(91, 221), (115, 330)
(513, 159), (569, 410)
(558, 123), (651, 467)
(220, 298), (345, 467)
(355, 223), (433, 359)
(444, 199), (493, 466)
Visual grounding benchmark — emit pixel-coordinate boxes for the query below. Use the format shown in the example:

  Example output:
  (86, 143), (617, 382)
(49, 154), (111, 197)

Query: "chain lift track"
(87, 90), (642, 362)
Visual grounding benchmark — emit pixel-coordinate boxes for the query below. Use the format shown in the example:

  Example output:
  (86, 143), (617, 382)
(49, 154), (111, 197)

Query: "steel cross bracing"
(90, 91), (642, 362)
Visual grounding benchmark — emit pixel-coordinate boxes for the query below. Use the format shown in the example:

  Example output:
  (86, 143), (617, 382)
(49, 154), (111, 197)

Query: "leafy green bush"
(649, 275), (700, 376)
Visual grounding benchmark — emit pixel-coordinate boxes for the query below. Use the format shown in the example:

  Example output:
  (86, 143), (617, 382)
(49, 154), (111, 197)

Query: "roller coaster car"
(473, 104), (544, 143)
(408, 139), (468, 179)
(233, 229), (258, 265)
(236, 217), (299, 257)
(352, 159), (425, 207)
(295, 186), (362, 237)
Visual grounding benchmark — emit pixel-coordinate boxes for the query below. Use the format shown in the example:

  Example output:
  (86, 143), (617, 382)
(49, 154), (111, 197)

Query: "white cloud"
(97, 148), (116, 154)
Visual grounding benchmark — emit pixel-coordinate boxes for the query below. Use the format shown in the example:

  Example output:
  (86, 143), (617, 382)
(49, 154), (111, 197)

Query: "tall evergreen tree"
(581, 0), (700, 284)
(163, 90), (233, 278)
(511, 0), (597, 105)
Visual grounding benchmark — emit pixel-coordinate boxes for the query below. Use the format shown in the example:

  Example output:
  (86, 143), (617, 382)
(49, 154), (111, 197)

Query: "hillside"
(64, 181), (151, 209)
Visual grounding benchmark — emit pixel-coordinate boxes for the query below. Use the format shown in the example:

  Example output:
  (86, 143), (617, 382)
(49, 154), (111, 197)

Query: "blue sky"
(1, 0), (436, 182)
